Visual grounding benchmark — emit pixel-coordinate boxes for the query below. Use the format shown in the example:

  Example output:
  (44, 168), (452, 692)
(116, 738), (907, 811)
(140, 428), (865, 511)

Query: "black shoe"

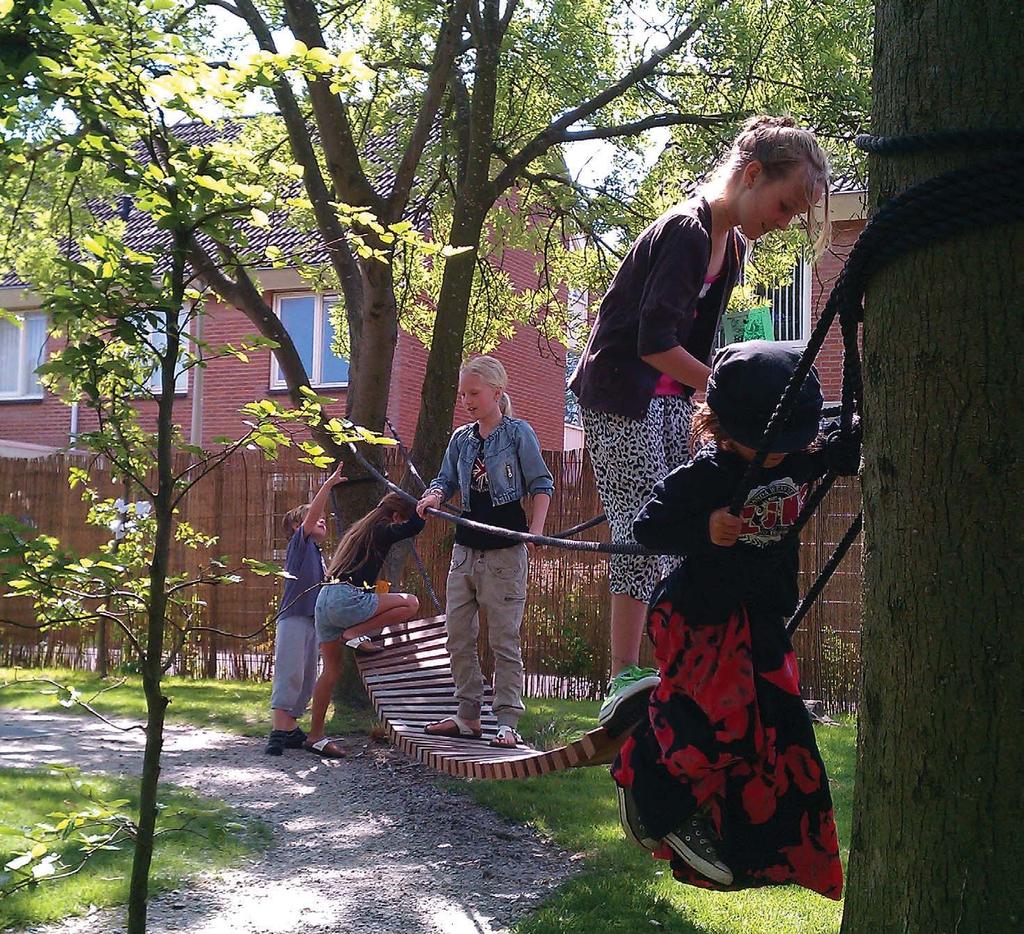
(616, 783), (658, 850)
(265, 729), (299, 756)
(664, 812), (734, 885)
(282, 727), (307, 749)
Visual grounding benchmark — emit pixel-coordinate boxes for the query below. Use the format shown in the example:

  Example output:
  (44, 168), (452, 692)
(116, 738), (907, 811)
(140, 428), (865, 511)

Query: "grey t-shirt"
(277, 528), (325, 619)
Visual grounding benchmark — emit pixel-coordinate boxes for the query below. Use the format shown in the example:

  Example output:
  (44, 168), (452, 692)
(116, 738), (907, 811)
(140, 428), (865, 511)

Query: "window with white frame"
(716, 258), (812, 349)
(564, 287), (588, 427)
(0, 312), (47, 400)
(144, 310), (189, 395)
(768, 259), (812, 342)
(270, 293), (349, 389)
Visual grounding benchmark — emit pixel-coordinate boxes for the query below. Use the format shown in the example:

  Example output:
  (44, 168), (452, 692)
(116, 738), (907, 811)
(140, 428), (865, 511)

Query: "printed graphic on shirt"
(471, 456), (489, 493)
(739, 477), (809, 547)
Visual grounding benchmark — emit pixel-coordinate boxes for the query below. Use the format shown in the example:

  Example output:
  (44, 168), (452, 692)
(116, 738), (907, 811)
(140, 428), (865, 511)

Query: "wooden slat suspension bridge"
(356, 614), (627, 780)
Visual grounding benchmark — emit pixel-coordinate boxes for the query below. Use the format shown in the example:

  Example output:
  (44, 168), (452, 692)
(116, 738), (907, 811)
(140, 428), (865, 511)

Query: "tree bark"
(409, 7), (500, 478)
(127, 238), (185, 933)
(841, 2), (1023, 931)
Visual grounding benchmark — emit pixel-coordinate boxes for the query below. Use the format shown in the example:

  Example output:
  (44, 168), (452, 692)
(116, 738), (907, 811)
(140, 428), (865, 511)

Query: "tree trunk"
(127, 268), (182, 932)
(335, 257), (400, 526)
(127, 671), (168, 933)
(409, 21), (501, 479)
(841, 3), (1023, 931)
(409, 203), (488, 477)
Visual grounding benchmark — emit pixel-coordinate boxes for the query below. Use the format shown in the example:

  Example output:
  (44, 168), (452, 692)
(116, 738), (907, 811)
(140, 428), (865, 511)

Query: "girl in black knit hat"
(611, 339), (858, 899)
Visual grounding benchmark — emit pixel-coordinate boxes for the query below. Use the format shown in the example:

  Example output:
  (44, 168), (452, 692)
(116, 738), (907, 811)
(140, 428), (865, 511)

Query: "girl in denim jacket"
(417, 356), (554, 748)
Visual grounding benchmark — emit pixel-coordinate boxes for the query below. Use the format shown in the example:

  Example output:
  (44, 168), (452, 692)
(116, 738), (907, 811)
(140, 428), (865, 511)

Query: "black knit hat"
(706, 340), (823, 453)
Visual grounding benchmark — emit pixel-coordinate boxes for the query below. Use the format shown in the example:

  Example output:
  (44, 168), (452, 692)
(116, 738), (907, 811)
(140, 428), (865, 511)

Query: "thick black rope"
(337, 133), (1023, 625)
(731, 147), (1024, 519)
(855, 129), (1024, 155)
(786, 512), (863, 636)
(772, 132), (1024, 630)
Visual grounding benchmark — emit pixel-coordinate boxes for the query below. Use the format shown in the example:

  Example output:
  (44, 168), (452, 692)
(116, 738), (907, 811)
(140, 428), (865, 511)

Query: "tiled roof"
(2, 119), (868, 291)
(831, 172), (867, 194)
(1, 116), (426, 290)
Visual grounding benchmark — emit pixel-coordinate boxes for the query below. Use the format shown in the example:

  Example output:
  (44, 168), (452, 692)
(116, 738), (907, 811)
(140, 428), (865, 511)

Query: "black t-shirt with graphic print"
(632, 443), (829, 622)
(454, 425), (528, 551)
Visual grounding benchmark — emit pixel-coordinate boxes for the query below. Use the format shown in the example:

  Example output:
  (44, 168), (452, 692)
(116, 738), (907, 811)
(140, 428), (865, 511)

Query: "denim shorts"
(314, 581), (379, 644)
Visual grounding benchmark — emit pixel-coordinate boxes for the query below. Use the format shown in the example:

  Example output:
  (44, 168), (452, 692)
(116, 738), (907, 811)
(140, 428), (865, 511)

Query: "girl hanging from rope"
(613, 340), (858, 898)
(568, 115), (832, 734)
(416, 356), (554, 748)
(304, 493), (425, 758)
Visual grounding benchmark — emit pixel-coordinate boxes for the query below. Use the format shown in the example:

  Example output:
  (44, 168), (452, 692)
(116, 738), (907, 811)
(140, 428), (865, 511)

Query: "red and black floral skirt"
(612, 596), (843, 899)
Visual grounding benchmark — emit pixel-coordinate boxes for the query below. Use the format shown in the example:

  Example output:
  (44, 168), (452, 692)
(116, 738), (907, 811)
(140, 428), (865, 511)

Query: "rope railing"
(341, 131), (1024, 631)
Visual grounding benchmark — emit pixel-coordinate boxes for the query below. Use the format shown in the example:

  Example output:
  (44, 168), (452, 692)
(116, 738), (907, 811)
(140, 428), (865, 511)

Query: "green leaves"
(241, 558), (290, 578)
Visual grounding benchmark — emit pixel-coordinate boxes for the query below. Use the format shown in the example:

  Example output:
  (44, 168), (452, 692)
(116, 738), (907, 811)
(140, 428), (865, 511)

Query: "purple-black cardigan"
(568, 197), (746, 421)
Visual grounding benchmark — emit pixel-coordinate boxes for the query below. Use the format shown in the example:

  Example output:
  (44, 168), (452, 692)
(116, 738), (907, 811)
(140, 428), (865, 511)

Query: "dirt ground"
(1, 708), (577, 934)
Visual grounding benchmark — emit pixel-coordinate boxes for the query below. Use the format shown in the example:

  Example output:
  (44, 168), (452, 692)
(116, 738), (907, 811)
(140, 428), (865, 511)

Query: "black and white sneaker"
(664, 812), (734, 885)
(616, 783), (658, 850)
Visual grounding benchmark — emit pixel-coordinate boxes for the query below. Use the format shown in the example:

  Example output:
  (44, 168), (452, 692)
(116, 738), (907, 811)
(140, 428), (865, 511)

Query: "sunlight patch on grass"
(0, 667), (377, 738)
(0, 766), (269, 929)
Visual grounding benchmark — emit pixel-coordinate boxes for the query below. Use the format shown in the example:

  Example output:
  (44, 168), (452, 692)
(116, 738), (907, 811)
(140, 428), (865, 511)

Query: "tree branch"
(388, 0), (470, 215)
(211, 0), (365, 325)
(557, 111), (736, 143)
(281, 0), (385, 214)
(492, 0), (727, 193)
(3, 674), (147, 734)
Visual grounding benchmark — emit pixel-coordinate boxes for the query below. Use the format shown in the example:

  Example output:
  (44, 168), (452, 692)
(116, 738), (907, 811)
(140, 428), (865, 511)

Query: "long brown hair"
(326, 492), (415, 579)
(689, 402), (730, 456)
(689, 400), (822, 456)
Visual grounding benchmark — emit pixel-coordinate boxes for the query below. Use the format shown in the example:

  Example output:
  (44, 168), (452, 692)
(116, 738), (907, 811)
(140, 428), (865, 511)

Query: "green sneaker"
(598, 665), (659, 734)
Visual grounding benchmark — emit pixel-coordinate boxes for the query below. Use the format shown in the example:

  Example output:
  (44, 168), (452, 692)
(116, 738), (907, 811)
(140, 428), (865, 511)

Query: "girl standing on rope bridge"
(304, 493), (425, 758)
(613, 341), (858, 898)
(568, 115), (832, 733)
(417, 356), (554, 749)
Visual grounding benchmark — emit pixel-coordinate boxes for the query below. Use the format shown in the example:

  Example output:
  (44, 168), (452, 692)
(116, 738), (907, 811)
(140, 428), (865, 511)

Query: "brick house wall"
(0, 278), (569, 454)
(811, 219), (862, 402)
(0, 215), (864, 454)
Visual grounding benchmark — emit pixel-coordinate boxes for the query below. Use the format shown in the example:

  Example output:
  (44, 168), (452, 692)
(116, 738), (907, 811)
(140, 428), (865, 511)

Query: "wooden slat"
(356, 614), (629, 780)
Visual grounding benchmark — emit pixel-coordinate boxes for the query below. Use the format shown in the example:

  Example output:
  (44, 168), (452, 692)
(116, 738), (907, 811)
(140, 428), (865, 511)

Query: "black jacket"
(568, 197), (745, 420)
(633, 445), (828, 623)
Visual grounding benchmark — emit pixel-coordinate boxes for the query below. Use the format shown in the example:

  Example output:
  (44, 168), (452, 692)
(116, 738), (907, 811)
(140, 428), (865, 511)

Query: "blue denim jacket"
(428, 417), (555, 508)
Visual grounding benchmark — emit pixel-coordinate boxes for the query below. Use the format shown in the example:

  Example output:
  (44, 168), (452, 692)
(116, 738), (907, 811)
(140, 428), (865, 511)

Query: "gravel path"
(0, 708), (577, 934)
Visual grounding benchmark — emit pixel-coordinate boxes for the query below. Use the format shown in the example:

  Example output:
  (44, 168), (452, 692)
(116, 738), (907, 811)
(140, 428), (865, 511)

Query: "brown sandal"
(303, 737), (347, 758)
(424, 716), (483, 740)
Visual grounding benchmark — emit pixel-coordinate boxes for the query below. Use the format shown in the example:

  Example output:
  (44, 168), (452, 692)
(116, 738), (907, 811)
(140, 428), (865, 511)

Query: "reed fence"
(0, 447), (864, 714)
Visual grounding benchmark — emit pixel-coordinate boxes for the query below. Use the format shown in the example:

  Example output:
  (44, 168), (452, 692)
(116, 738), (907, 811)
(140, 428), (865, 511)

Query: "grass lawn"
(2, 668), (855, 932)
(0, 666), (376, 736)
(453, 698), (855, 934)
(0, 766), (270, 930)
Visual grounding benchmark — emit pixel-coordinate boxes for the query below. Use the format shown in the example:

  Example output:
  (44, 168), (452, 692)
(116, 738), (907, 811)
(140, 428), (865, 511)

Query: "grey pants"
(270, 614), (318, 718)
(445, 543), (528, 727)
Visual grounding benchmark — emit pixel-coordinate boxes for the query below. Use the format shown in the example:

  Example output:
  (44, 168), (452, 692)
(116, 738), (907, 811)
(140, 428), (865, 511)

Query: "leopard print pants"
(582, 396), (694, 602)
